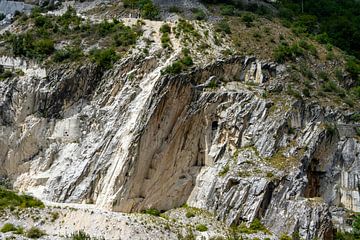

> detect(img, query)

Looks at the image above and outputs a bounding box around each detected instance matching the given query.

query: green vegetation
[324,122,337,136]
[186,210,196,218]
[0,188,44,209]
[53,46,83,63]
[0,223,24,234]
[123,0,159,20]
[26,227,45,239]
[279,234,292,240]
[161,49,193,75]
[89,48,119,70]
[274,42,304,63]
[142,208,161,216]
[50,211,60,222]
[1,223,17,233]
[215,20,231,34]
[192,8,206,20]
[69,230,104,240]
[235,218,270,235]
[0,7,140,69]
[218,164,230,177]
[278,0,360,59]
[195,224,208,232]
[0,66,14,81]
[160,24,172,49]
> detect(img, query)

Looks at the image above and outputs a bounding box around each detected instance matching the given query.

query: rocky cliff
[0,1,359,239]
[1,49,359,239]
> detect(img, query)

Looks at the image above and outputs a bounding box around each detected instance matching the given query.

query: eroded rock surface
[0,52,359,239]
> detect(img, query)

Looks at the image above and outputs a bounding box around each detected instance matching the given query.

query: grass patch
[0,188,44,209]
[195,224,208,232]
[142,208,161,216]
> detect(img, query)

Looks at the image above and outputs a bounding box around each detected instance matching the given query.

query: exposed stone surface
[1,50,359,239]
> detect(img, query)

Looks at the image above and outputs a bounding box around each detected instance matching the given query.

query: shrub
[143,208,161,216]
[53,46,83,62]
[160,24,171,34]
[215,20,231,34]
[26,227,45,239]
[0,13,5,21]
[162,61,183,75]
[141,2,160,20]
[180,56,193,66]
[250,219,267,232]
[242,14,254,27]
[89,48,119,70]
[274,43,304,63]
[195,224,208,232]
[161,32,171,49]
[113,27,138,47]
[1,223,17,233]
[185,210,195,218]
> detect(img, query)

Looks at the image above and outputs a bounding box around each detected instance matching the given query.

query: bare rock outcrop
[0,53,359,239]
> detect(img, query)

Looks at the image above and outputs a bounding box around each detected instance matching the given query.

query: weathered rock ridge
[0,54,359,239]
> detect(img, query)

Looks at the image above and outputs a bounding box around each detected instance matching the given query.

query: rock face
[0,53,359,239]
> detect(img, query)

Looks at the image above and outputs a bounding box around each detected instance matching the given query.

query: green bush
[1,223,17,233]
[162,61,183,75]
[160,24,171,34]
[0,13,5,21]
[180,56,193,66]
[26,227,45,239]
[161,32,171,49]
[274,43,304,63]
[53,46,83,62]
[185,211,195,218]
[113,25,138,47]
[242,14,254,27]
[11,34,54,60]
[249,218,267,232]
[90,48,119,70]
[195,224,208,232]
